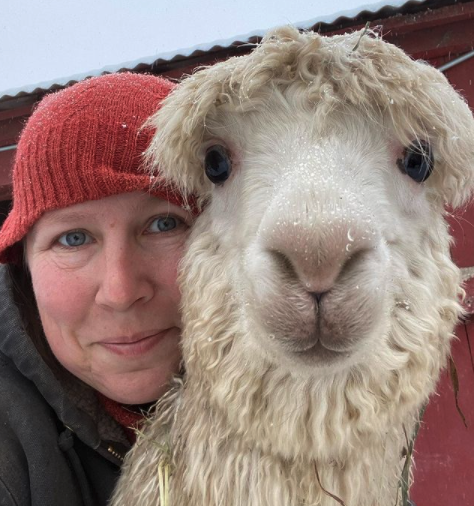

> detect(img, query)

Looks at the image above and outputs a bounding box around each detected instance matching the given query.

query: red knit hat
[0,72,184,264]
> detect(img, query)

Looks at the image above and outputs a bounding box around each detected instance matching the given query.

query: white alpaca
[112,27,474,506]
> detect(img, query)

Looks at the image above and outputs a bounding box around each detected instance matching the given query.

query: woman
[0,73,193,505]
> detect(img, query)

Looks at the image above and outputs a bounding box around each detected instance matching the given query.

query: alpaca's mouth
[290,338,352,362]
[248,279,386,365]
[274,322,361,362]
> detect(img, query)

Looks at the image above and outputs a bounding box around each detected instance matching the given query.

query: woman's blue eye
[149,216,178,233]
[58,231,90,247]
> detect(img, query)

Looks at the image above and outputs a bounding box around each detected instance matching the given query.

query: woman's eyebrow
[40,210,95,225]
[126,198,178,215]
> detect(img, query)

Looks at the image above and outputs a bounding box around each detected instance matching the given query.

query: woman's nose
[95,245,154,312]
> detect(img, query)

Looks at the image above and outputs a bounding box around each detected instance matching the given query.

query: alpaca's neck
[113,371,416,506]
[168,378,409,506]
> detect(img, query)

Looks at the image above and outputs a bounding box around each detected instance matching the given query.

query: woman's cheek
[31,261,94,326]
[149,239,186,299]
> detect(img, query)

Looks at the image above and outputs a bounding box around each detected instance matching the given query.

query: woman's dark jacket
[0,265,131,506]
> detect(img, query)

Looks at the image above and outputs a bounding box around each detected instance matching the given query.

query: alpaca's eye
[204,145,232,185]
[398,140,433,183]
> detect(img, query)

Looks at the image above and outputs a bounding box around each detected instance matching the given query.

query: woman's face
[26,191,192,404]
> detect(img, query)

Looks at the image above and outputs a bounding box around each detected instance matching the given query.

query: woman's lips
[99,329,171,357]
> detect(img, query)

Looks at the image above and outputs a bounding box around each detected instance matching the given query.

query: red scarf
[97,392,145,444]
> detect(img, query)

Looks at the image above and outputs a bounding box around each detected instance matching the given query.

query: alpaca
[112,27,474,506]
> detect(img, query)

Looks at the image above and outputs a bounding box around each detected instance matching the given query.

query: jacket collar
[0,264,104,448]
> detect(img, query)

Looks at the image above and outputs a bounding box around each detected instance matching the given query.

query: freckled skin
[26,192,192,404]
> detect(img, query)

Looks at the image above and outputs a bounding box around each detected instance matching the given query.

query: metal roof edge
[0,0,465,104]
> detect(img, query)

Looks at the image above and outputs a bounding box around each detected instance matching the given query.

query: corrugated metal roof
[0,0,462,105]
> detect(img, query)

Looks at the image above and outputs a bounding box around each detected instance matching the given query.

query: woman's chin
[91,367,178,405]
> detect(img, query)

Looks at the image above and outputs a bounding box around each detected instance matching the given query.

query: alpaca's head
[147,27,474,432]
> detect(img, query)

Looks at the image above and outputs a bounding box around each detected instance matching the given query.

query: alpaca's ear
[145,69,233,200]
[433,91,474,208]
[144,25,304,201]
[411,69,474,208]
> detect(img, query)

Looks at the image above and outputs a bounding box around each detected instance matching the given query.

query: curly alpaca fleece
[112,27,474,506]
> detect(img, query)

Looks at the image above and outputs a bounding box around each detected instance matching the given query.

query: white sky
[1,0,411,97]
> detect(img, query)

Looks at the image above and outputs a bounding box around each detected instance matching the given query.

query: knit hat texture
[0,72,181,264]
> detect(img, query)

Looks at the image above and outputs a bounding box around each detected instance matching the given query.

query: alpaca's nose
[265,222,375,294]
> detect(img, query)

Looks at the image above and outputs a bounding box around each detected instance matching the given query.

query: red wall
[412,320,474,504]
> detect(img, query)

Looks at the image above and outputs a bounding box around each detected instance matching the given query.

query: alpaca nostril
[270,250,298,278]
